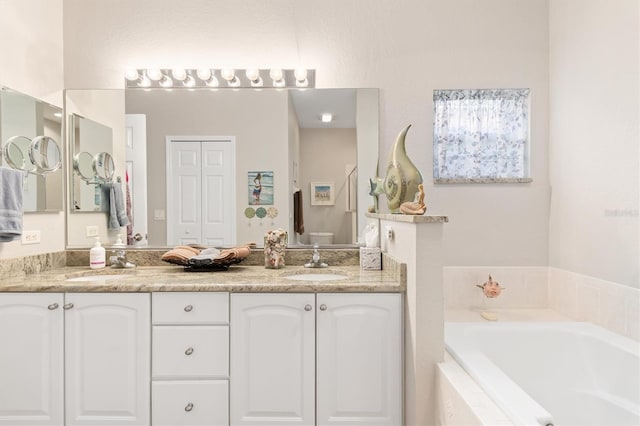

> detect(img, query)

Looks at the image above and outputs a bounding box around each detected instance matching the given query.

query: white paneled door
[166,138,235,246]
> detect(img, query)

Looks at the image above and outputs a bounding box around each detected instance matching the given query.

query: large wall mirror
[64,88,378,248]
[0,86,63,212]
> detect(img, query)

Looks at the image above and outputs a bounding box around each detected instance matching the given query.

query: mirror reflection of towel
[294,189,304,234]
[0,167,24,242]
[102,182,130,230]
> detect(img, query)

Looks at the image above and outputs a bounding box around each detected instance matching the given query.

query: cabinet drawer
[152,380,228,426]
[153,325,228,378]
[152,292,228,325]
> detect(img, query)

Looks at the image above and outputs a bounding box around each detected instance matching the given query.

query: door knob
[133,233,143,241]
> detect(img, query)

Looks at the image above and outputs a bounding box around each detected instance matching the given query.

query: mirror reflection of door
[166,137,236,246]
[125,114,148,245]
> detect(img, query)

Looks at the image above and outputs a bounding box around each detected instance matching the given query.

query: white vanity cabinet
[230,293,401,426]
[151,292,229,426]
[0,292,151,426]
[0,293,64,426]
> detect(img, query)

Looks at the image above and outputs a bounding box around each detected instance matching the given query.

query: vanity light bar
[125,68,315,89]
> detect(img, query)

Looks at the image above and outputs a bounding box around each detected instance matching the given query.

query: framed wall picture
[248,171,274,205]
[310,182,335,206]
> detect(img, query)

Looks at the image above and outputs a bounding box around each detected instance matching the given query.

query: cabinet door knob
[63,303,74,310]
[48,303,59,310]
[185,347,194,356]
[184,402,194,412]
[184,304,193,312]
[320,304,327,311]
[304,304,312,311]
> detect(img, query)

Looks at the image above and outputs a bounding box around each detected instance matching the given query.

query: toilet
[309,232,334,245]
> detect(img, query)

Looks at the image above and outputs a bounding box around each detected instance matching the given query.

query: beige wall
[126,89,290,246]
[549,0,639,288]
[299,128,357,245]
[61,0,551,267]
[0,0,64,259]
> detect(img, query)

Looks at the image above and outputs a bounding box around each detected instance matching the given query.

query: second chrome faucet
[304,244,328,268]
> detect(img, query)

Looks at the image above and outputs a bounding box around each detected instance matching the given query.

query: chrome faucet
[109,248,136,268]
[304,243,328,268]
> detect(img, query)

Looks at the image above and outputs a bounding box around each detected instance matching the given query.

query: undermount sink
[65,274,132,282]
[284,273,348,282]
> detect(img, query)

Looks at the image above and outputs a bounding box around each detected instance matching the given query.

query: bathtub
[444,322,640,426]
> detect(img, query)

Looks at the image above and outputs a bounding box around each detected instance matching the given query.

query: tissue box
[360,247,381,270]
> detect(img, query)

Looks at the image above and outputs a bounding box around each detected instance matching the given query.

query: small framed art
[310,182,335,206]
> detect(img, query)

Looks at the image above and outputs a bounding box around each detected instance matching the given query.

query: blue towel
[102,182,131,230]
[0,167,24,242]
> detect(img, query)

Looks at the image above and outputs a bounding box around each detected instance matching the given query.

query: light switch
[154,209,165,220]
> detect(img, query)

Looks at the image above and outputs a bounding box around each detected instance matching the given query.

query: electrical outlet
[21,230,41,245]
[86,225,99,237]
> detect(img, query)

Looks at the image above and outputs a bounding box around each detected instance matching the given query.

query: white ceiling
[289,88,356,129]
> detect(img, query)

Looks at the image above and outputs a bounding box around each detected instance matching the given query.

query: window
[433,89,531,183]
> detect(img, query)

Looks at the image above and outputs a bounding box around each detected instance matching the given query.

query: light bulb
[321,113,333,123]
[221,69,235,81]
[159,75,173,88]
[147,68,163,81]
[246,69,260,82]
[172,68,187,81]
[269,68,283,82]
[125,69,140,81]
[183,75,195,87]
[196,68,212,81]
[138,75,151,87]
[205,75,220,87]
[294,68,307,81]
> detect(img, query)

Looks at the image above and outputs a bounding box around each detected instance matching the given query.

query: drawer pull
[184,304,193,312]
[304,304,312,311]
[63,303,74,310]
[320,304,327,311]
[185,347,194,356]
[48,303,59,310]
[185,402,194,412]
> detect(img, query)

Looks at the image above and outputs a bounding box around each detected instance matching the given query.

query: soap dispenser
[89,237,106,269]
[113,234,125,247]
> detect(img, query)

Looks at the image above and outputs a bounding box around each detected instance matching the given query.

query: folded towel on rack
[102,182,130,230]
[0,167,24,242]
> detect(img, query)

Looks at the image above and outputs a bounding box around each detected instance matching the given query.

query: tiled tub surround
[444,266,639,341]
[548,267,639,342]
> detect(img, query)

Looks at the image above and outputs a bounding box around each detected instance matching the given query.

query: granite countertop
[0,265,403,293]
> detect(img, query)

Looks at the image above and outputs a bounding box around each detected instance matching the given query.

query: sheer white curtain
[433,89,530,179]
